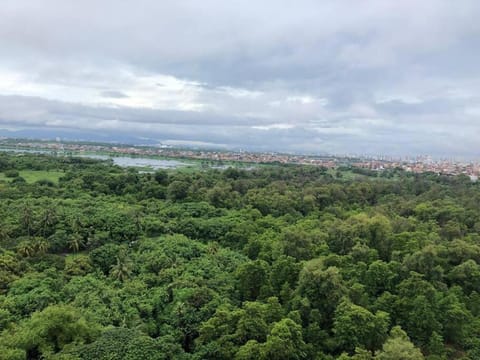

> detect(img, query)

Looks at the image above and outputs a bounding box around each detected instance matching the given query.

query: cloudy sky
[1,1,480,156]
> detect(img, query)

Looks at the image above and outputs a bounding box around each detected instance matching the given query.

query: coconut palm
[17,241,34,257]
[39,207,57,237]
[68,233,84,253]
[0,226,10,243]
[34,237,50,255]
[21,203,34,237]
[110,251,133,282]
[207,242,219,256]
[70,215,83,234]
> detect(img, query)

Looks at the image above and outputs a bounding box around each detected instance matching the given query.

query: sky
[1,0,480,157]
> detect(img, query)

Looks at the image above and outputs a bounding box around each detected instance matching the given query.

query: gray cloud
[100,90,129,99]
[0,0,479,157]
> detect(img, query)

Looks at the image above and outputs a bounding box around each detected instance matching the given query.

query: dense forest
[0,152,480,359]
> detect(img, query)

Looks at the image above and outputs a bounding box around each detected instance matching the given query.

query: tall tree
[375,326,424,360]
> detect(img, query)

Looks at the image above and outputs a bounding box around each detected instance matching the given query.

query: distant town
[1,138,479,181]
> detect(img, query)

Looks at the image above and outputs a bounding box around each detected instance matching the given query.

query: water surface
[0,147,191,169]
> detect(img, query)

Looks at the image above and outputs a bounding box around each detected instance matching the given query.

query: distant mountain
[0,128,159,146]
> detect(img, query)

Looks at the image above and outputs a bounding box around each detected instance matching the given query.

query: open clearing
[0,170,64,184]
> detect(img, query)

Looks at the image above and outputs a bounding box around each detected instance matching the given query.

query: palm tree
[68,233,84,253]
[207,242,219,256]
[21,204,34,237]
[133,210,143,233]
[71,215,83,234]
[17,241,34,257]
[0,226,10,243]
[39,207,57,237]
[86,226,100,249]
[34,237,50,255]
[110,251,133,282]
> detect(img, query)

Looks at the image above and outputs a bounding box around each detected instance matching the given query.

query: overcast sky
[1,0,480,156]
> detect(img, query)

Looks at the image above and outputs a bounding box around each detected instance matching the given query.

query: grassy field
[0,170,64,184]
[326,168,402,181]
[326,168,363,180]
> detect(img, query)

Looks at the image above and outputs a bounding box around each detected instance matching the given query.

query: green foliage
[237,259,269,301]
[333,299,389,352]
[4,169,19,178]
[72,328,185,360]
[262,318,307,360]
[0,152,480,358]
[0,304,100,358]
[375,326,424,360]
[297,261,347,325]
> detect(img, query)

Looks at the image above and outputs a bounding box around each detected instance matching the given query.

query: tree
[448,260,480,294]
[367,215,392,261]
[0,304,100,358]
[396,274,441,344]
[4,170,19,178]
[65,255,93,276]
[69,328,184,360]
[154,170,169,185]
[0,226,11,243]
[236,340,263,360]
[235,301,271,343]
[237,260,269,301]
[68,233,85,253]
[33,237,50,255]
[0,249,21,292]
[270,256,302,293]
[281,229,314,261]
[297,261,347,325]
[262,318,307,360]
[333,299,389,353]
[438,289,471,344]
[363,260,397,297]
[426,331,445,359]
[39,207,57,237]
[167,180,190,201]
[375,326,424,360]
[17,240,35,257]
[110,250,133,282]
[197,305,240,359]
[21,203,34,237]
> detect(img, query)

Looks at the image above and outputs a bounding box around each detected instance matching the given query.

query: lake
[79,154,190,169]
[0,147,191,169]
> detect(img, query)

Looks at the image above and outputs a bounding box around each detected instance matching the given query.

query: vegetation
[0,152,479,359]
[0,170,64,184]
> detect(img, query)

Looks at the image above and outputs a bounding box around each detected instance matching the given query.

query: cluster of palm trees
[20,204,57,238]
[12,203,135,282]
[16,232,87,257]
[16,236,133,282]
[17,237,50,257]
[15,204,86,257]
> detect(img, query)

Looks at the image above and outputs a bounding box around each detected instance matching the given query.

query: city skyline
[2,138,480,180]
